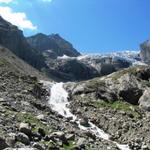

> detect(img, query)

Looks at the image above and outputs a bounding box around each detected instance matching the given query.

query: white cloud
[0,0,13,3]
[0,6,37,30]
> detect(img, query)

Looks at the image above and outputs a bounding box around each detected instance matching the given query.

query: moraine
[41,81,131,150]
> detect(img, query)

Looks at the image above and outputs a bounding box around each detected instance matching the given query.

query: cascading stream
[42,81,131,150]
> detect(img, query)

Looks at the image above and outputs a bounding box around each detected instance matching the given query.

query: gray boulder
[19,123,31,136]
[140,40,150,64]
[0,137,9,149]
[139,88,150,111]
[32,143,45,150]
[16,132,30,145]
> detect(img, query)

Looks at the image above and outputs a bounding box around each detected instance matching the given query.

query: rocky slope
[0,46,47,80]
[66,65,150,149]
[0,46,128,150]
[1,53,150,150]
[0,16,47,70]
[0,16,150,150]
[27,33,81,57]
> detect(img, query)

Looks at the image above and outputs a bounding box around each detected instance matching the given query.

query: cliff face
[27,33,81,57]
[140,40,150,64]
[0,16,47,70]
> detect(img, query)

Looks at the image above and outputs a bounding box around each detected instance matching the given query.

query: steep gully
[41,81,130,150]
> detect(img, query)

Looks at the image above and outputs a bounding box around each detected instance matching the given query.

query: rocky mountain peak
[49,33,61,39]
[0,16,47,70]
[27,33,81,57]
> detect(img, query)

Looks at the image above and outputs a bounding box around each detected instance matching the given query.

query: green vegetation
[63,141,76,150]
[110,66,146,81]
[40,140,56,148]
[2,106,52,135]
[16,112,52,134]
[0,58,10,67]
[92,100,140,118]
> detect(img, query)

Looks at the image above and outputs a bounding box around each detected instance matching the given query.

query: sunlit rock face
[140,40,150,64]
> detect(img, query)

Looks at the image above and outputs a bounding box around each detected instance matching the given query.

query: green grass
[40,140,56,148]
[92,100,140,118]
[0,58,10,67]
[1,106,53,135]
[63,141,76,150]
[16,112,52,134]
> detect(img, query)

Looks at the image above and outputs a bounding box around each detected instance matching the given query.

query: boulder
[32,143,45,150]
[139,88,150,111]
[50,132,68,145]
[6,133,16,147]
[19,123,31,136]
[66,134,75,141]
[80,117,90,127]
[36,114,45,121]
[140,40,150,64]
[16,132,30,145]
[0,137,9,149]
[117,74,143,104]
[38,128,46,137]
[76,138,86,149]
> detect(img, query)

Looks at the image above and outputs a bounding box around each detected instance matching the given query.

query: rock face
[139,88,150,111]
[71,66,150,107]
[0,46,47,80]
[140,40,150,64]
[78,55,131,75]
[47,58,99,81]
[0,16,46,70]
[27,33,81,57]
[46,55,131,81]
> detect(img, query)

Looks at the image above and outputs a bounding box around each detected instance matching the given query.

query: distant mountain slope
[0,46,48,80]
[27,33,81,57]
[0,16,47,70]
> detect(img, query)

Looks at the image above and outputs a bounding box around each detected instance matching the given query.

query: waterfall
[41,81,131,150]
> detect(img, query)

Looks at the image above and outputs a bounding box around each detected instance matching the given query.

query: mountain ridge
[0,16,47,70]
[27,33,81,57]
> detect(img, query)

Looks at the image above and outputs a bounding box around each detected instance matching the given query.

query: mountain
[50,51,145,81]
[0,16,47,70]
[0,17,149,150]
[27,33,81,57]
[0,45,48,80]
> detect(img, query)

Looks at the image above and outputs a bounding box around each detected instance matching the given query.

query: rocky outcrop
[27,33,81,57]
[67,66,150,150]
[139,88,150,111]
[0,16,47,70]
[140,40,150,64]
[70,66,150,107]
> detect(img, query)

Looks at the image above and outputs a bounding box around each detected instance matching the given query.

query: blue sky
[0,0,150,53]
